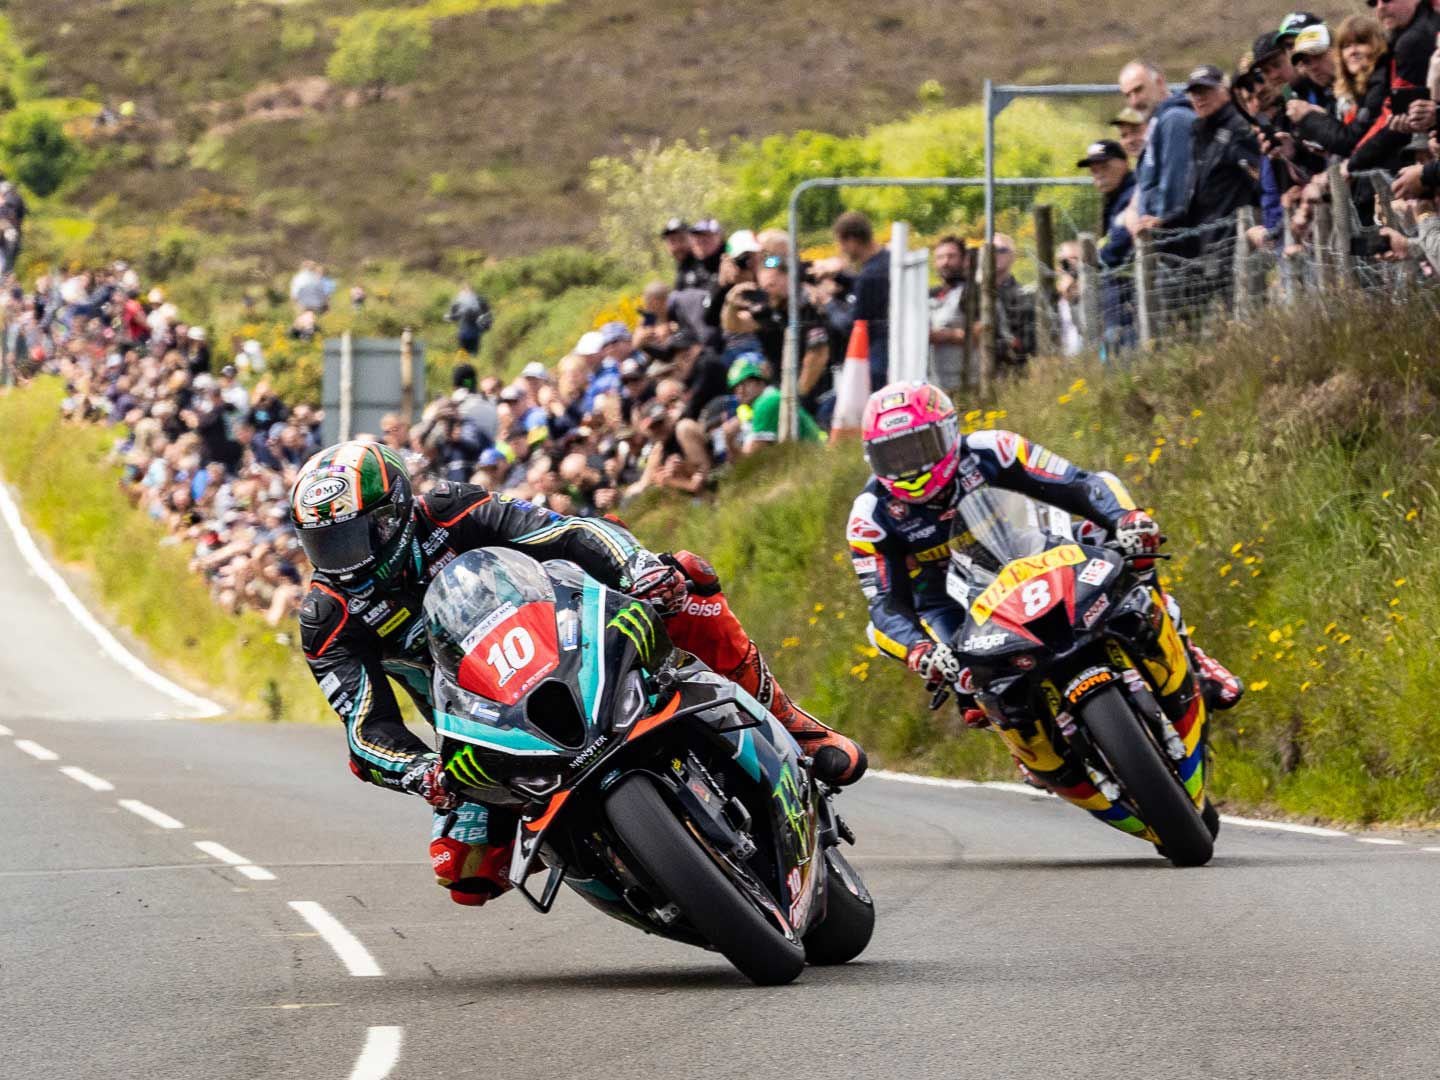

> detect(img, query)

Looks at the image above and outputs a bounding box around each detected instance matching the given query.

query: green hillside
[12,0,1266,268]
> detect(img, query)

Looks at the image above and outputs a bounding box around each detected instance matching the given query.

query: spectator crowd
[14,1,1440,626]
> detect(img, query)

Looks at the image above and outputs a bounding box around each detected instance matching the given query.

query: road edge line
[349,1026,403,1080]
[0,482,224,718]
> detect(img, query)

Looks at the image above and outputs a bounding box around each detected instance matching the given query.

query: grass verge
[0,379,327,725]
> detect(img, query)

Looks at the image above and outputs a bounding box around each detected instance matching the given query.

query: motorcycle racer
[292,441,866,906]
[847,382,1242,717]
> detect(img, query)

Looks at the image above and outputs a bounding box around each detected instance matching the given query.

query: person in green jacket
[727,352,824,455]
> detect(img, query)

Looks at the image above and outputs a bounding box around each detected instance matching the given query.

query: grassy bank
[0,379,327,725]
[628,294,1440,825]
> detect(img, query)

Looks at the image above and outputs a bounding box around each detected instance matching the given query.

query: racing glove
[1114,509,1163,570]
[906,640,965,692]
[625,551,688,616]
[401,753,459,810]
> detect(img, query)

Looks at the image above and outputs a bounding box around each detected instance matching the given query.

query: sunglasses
[1366,0,1402,6]
[761,254,786,270]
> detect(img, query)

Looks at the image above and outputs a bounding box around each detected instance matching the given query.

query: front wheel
[1082,686,1214,867]
[605,773,807,986]
[802,848,875,965]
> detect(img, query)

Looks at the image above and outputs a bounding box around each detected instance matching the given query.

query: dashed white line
[118,799,184,830]
[13,739,58,761]
[59,766,114,791]
[348,1025,403,1080]
[0,723,12,736]
[288,901,383,977]
[194,841,276,881]
[1355,837,1408,846]
[1423,847,1440,854]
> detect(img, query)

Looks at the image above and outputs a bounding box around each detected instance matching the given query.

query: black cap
[1186,64,1227,92]
[452,362,477,390]
[1251,32,1285,67]
[660,217,687,237]
[1076,139,1128,168]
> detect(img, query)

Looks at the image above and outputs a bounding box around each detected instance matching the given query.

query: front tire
[605,773,807,986]
[802,848,875,965]
[1083,686,1214,867]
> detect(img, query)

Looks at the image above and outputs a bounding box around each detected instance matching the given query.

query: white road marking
[0,482,224,718]
[194,841,277,881]
[118,799,184,830]
[0,723,12,736]
[288,901,383,977]
[1423,847,1440,854]
[869,769,978,790]
[982,780,1055,798]
[349,1026,403,1080]
[1354,837,1408,846]
[14,739,58,761]
[59,766,114,791]
[1216,815,1349,837]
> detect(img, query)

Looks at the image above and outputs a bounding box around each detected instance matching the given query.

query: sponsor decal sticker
[1078,559,1111,587]
[970,545,1087,624]
[347,597,369,614]
[318,671,342,697]
[961,632,1007,652]
[851,555,878,574]
[300,474,348,508]
[422,528,449,556]
[377,608,411,637]
[879,412,910,431]
[1065,665,1117,703]
[362,603,391,627]
[846,514,885,543]
[1083,594,1110,629]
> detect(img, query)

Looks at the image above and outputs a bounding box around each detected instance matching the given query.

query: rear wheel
[605,773,806,986]
[1083,686,1214,868]
[1203,798,1220,838]
[802,848,875,965]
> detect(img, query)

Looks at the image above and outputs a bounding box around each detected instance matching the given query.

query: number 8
[1021,580,1051,617]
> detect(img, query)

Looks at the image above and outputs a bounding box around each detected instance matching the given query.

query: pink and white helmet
[861,382,960,503]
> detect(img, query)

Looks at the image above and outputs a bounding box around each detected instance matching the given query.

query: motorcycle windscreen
[424,548,561,706]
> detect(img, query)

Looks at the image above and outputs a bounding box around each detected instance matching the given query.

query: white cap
[575,331,605,356]
[187,326,207,341]
[725,229,761,257]
[520,361,548,380]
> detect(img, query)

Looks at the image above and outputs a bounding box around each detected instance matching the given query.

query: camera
[1350,232,1393,258]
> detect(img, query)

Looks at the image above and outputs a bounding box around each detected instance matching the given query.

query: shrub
[587,139,728,274]
[0,106,87,197]
[326,10,432,101]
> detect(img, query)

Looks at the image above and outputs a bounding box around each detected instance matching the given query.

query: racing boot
[728,641,868,786]
[430,804,513,907]
[1189,642,1244,711]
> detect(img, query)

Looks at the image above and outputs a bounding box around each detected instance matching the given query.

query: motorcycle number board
[457,600,560,706]
[970,545,1085,625]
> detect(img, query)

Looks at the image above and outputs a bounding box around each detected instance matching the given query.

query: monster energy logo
[773,763,811,850]
[608,603,658,664]
[445,745,497,787]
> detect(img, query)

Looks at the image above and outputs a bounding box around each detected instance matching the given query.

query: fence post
[978,241,997,400]
[1373,177,1418,291]
[399,328,415,425]
[1032,204,1057,355]
[961,244,981,394]
[1233,207,1261,320]
[1280,206,1297,305]
[1134,229,1157,347]
[1077,232,1101,353]
[1328,163,1355,288]
[1313,201,1334,292]
[338,330,354,442]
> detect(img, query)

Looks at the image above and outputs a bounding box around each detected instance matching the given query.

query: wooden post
[338,331,354,442]
[1134,229,1157,347]
[399,327,415,425]
[1232,207,1259,320]
[978,241,997,400]
[1032,204,1057,355]
[1313,201,1334,292]
[1327,163,1355,288]
[960,244,981,394]
[1280,205,1297,306]
[1077,231,1101,353]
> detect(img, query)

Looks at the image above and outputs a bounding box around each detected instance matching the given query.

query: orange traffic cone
[830,318,871,441]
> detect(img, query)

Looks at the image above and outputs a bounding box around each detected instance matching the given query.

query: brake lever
[928,685,952,711]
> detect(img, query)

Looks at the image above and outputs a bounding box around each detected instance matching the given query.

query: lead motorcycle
[422,548,874,985]
[940,488,1218,867]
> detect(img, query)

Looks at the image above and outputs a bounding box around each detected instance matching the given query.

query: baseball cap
[598,321,631,347]
[726,229,761,258]
[1251,33,1285,67]
[688,218,721,235]
[726,352,768,389]
[660,217,688,237]
[478,448,507,468]
[520,361,548,380]
[1277,11,1322,40]
[1291,24,1331,60]
[499,386,523,403]
[1076,139,1127,168]
[1186,65,1227,92]
[574,330,604,356]
[1109,106,1147,128]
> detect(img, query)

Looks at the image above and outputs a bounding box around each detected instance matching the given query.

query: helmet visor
[296,515,378,577]
[866,417,959,480]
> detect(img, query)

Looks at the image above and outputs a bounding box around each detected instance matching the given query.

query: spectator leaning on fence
[1350,0,1440,175]
[928,236,969,389]
[1109,106,1149,161]
[832,210,889,386]
[1119,60,1195,239]
[1078,139,1138,354]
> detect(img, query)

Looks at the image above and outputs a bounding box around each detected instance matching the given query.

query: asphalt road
[6,498,1440,1080]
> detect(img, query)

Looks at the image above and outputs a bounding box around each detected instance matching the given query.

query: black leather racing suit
[298,481,642,795]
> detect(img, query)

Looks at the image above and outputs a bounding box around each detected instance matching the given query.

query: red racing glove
[1114,509,1163,570]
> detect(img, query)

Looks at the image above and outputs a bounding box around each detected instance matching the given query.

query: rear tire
[605,773,806,986]
[1203,797,1220,838]
[1083,686,1214,868]
[802,849,875,965]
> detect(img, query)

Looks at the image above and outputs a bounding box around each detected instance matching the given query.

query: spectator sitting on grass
[724,352,822,459]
